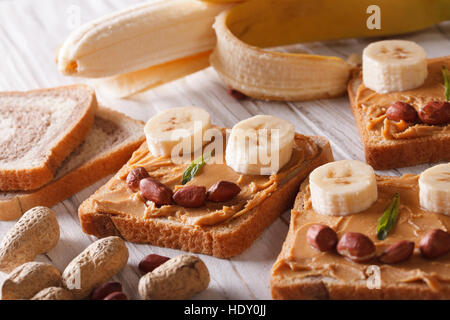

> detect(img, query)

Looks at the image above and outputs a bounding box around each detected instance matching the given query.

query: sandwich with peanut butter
[271,160,450,299]
[348,40,450,169]
[78,107,333,258]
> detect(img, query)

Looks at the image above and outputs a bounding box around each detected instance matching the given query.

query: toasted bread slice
[348,57,450,170]
[0,106,144,220]
[0,85,97,190]
[271,174,450,300]
[78,134,333,258]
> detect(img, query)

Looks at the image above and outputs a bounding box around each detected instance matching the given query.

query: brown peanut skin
[418,101,450,125]
[419,229,450,259]
[173,186,206,208]
[227,88,247,100]
[138,254,170,274]
[207,181,241,202]
[0,206,60,273]
[62,236,129,300]
[386,102,419,123]
[104,292,128,300]
[2,262,62,300]
[90,281,122,300]
[337,232,376,263]
[138,255,209,300]
[126,167,149,192]
[378,240,415,264]
[139,178,173,206]
[306,224,338,252]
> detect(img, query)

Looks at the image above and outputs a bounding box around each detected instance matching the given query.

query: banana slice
[309,160,378,216]
[225,115,294,175]
[144,107,211,157]
[362,40,428,93]
[419,163,450,215]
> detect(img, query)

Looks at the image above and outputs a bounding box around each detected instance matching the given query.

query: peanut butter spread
[273,175,450,291]
[356,58,450,140]
[91,131,320,227]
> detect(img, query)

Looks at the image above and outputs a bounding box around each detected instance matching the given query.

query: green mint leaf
[442,65,450,101]
[377,193,400,240]
[181,151,212,185]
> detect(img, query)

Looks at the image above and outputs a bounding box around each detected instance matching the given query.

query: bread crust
[0,106,145,221]
[0,85,97,190]
[270,177,450,300]
[347,58,450,170]
[78,136,333,258]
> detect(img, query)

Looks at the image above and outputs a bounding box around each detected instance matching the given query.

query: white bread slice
[0,105,144,221]
[0,85,97,191]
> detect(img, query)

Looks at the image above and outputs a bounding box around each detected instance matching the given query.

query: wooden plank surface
[0,0,449,300]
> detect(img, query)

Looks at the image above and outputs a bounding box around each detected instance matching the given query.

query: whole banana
[57,0,450,100]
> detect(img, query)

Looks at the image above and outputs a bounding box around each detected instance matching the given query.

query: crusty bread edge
[78,135,334,258]
[270,176,450,300]
[0,84,97,190]
[0,106,145,221]
[347,59,450,170]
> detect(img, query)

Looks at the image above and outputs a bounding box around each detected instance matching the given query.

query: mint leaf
[181,151,212,185]
[442,65,450,101]
[377,193,400,240]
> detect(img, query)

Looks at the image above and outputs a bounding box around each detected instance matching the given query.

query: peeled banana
[58,0,232,78]
[58,0,450,100]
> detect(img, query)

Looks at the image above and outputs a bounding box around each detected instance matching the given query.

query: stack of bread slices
[0,84,144,220]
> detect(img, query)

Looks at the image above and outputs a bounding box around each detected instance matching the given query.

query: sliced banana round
[362,40,427,93]
[225,115,295,175]
[309,160,378,216]
[144,107,211,157]
[419,163,450,215]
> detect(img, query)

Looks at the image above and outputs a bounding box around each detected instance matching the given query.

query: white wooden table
[0,0,449,300]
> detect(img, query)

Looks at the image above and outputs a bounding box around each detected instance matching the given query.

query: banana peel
[92,51,211,98]
[211,0,450,47]
[210,10,351,101]
[58,0,450,100]
[209,0,450,100]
